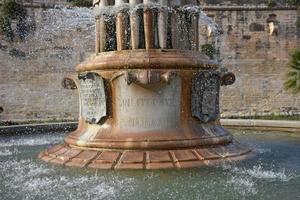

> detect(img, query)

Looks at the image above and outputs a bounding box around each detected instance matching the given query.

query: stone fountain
[39,0,252,169]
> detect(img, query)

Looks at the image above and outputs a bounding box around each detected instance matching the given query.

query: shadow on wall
[0,107,3,113]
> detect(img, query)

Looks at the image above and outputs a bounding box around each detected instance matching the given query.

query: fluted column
[170,0,181,49]
[130,0,142,49]
[158,0,168,49]
[143,0,155,49]
[99,0,108,52]
[95,16,100,53]
[190,13,199,51]
[94,0,100,53]
[198,17,208,51]
[116,0,128,51]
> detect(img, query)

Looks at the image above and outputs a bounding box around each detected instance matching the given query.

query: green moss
[267,0,276,7]
[1,0,27,20]
[297,16,300,28]
[0,16,13,41]
[68,0,92,7]
[287,0,300,6]
[0,0,32,41]
[201,44,216,59]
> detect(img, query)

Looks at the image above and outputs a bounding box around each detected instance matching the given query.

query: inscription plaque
[78,73,106,124]
[191,71,220,123]
[114,75,181,131]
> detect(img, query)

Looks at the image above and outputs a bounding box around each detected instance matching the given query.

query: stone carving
[191,71,220,123]
[78,73,107,124]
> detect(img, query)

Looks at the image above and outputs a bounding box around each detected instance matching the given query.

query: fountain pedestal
[39,1,252,169]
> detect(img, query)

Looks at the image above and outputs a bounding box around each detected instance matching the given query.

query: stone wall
[212,8,300,117]
[0,7,93,122]
[0,2,299,122]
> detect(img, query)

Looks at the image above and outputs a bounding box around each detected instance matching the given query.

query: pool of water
[0,129,300,200]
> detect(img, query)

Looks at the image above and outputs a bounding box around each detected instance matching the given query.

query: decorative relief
[78,72,107,124]
[191,71,220,123]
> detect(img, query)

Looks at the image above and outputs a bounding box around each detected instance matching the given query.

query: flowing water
[0,130,300,200]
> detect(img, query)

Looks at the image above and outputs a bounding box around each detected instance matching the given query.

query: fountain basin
[1,129,300,199]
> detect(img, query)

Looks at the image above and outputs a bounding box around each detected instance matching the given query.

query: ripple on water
[0,159,135,200]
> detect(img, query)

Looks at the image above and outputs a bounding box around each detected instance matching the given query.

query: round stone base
[39,141,253,170]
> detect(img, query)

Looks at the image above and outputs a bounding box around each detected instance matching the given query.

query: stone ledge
[202,6,297,11]
[221,119,300,132]
[2,120,300,135]
[0,122,77,135]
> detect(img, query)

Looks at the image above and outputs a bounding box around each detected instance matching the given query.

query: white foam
[0,159,134,200]
[254,148,272,154]
[0,135,63,147]
[229,165,295,182]
[227,176,258,196]
[0,148,19,156]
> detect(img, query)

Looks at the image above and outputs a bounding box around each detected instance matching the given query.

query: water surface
[0,130,300,200]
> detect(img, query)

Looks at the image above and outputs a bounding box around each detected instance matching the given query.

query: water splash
[0,134,63,147]
[254,148,272,154]
[222,162,297,182]
[0,159,135,200]
[0,148,19,156]
[227,176,258,196]
[230,165,295,181]
[23,7,94,62]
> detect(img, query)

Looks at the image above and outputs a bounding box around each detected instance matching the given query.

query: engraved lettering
[115,76,181,131]
[79,73,106,124]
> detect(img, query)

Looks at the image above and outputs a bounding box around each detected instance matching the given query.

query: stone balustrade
[93,0,220,53]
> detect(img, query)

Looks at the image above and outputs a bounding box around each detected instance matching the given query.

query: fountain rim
[76,49,219,72]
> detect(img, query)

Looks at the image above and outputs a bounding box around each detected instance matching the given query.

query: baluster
[129,0,142,49]
[143,0,155,49]
[95,17,100,53]
[158,0,168,49]
[190,13,199,51]
[198,17,208,52]
[116,0,128,50]
[99,0,108,52]
[170,0,181,49]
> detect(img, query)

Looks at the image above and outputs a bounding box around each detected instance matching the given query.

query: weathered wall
[212,8,300,117]
[0,7,93,122]
[0,2,299,122]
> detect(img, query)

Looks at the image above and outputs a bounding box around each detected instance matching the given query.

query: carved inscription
[119,98,178,108]
[79,73,106,124]
[115,75,181,131]
[191,71,220,123]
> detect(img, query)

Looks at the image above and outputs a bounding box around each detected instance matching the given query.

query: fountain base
[38,48,253,170]
[39,140,252,169]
